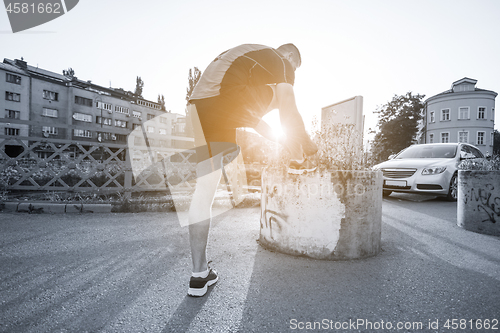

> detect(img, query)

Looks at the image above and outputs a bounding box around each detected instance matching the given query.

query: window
[478,107,486,119]
[42,126,58,135]
[477,131,485,145]
[492,133,495,147]
[429,133,434,143]
[458,131,468,143]
[462,144,484,159]
[429,111,435,123]
[43,90,58,101]
[6,73,21,84]
[469,145,484,158]
[147,114,155,121]
[96,116,112,126]
[159,117,170,124]
[114,119,128,128]
[5,91,21,102]
[72,112,92,122]
[492,108,495,121]
[137,100,161,110]
[5,109,20,119]
[132,123,141,130]
[95,101,112,112]
[42,108,58,118]
[74,129,92,138]
[4,128,19,136]
[441,109,450,121]
[458,107,469,120]
[132,111,142,118]
[441,132,449,143]
[97,132,110,141]
[147,126,154,133]
[75,96,93,107]
[96,132,124,142]
[115,105,129,114]
[159,128,167,135]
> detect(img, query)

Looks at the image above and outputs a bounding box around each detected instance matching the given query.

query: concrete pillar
[260,167,382,260]
[458,170,500,236]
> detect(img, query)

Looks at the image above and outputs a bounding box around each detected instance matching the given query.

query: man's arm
[275,83,318,156]
[254,119,283,144]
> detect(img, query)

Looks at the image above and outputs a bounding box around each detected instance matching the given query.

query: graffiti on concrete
[262,209,288,240]
[259,170,345,255]
[260,183,289,240]
[468,184,500,223]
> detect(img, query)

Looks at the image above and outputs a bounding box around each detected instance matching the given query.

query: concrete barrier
[260,167,382,260]
[2,202,20,212]
[458,170,500,236]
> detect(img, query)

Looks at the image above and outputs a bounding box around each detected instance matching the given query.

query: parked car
[373,143,484,201]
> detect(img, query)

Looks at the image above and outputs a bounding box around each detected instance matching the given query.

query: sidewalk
[0,204,499,333]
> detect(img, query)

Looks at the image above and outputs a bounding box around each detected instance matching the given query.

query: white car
[373,143,484,201]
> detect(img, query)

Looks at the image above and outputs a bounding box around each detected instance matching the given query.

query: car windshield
[395,145,457,159]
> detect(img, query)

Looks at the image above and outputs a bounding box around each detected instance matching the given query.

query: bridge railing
[0,134,196,197]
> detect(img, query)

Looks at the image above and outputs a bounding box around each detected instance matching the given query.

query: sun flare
[263,111,284,138]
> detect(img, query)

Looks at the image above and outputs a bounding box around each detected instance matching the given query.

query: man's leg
[188,151,223,273]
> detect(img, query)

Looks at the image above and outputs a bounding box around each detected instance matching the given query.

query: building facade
[422,78,497,156]
[0,58,190,159]
[0,59,30,156]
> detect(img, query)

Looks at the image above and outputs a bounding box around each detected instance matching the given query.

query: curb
[2,202,112,214]
[0,192,261,214]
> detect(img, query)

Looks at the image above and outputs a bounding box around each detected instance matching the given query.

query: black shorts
[194,142,239,164]
[190,84,272,163]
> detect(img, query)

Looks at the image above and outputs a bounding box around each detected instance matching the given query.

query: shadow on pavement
[161,291,213,333]
[383,193,457,223]
[384,192,444,202]
[235,227,500,333]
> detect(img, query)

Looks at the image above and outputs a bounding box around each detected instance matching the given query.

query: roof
[3,57,167,110]
[27,64,69,82]
[4,58,69,83]
[0,60,29,75]
[425,78,498,102]
[451,77,477,87]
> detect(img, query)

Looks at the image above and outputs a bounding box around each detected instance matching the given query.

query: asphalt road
[0,194,499,333]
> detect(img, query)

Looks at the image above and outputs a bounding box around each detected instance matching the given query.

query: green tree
[135,76,144,97]
[494,129,500,156]
[370,92,425,164]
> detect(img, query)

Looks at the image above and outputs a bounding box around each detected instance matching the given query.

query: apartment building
[0,59,30,157]
[0,58,190,159]
[422,78,497,156]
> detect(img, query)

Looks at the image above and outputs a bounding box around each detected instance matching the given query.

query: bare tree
[135,76,144,97]
[185,67,201,102]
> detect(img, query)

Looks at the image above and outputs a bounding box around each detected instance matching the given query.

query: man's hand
[302,139,318,156]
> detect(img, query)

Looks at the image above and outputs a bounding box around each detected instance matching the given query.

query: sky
[1,0,500,140]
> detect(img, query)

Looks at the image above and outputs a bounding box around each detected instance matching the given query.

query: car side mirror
[388,154,396,160]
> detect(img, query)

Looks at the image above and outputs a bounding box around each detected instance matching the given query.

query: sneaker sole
[187,276,219,297]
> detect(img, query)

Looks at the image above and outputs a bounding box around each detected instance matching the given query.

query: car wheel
[383,190,392,197]
[446,173,458,201]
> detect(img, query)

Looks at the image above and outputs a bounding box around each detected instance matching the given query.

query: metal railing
[0,134,196,197]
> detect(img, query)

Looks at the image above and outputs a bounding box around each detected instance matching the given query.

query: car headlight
[421,167,447,175]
